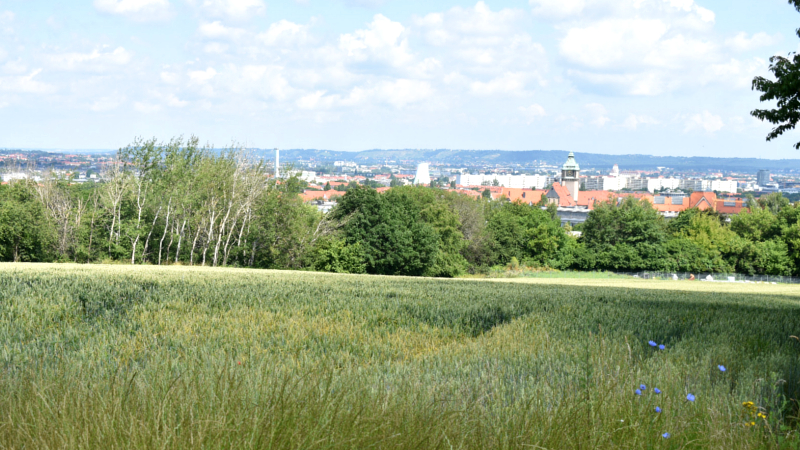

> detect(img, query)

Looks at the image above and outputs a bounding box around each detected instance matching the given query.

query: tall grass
[0,264,798,449]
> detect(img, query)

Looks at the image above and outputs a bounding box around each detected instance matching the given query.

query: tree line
[2,137,800,277]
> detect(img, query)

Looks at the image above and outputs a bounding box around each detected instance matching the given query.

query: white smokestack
[275,148,279,179]
[414,163,431,186]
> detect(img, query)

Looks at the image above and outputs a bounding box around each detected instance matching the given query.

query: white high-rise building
[585,176,624,191]
[647,178,681,193]
[455,173,550,189]
[710,180,738,193]
[414,163,431,185]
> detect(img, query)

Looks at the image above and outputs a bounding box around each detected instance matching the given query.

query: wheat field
[0,263,799,449]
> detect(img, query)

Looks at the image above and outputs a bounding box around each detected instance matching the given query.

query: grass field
[1,263,799,449]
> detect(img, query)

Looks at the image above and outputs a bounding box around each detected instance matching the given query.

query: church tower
[561,152,580,203]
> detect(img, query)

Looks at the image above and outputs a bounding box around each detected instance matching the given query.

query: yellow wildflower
[757,412,767,419]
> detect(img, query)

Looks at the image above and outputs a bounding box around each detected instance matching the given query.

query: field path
[465,276,800,298]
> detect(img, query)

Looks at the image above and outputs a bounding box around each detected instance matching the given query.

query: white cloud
[685,111,723,133]
[0,11,14,34]
[166,94,188,107]
[297,90,335,110]
[339,14,413,68]
[203,43,229,54]
[531,0,714,23]
[229,64,293,100]
[622,114,658,129]
[560,19,714,71]
[188,67,217,84]
[47,47,132,72]
[258,20,312,47]
[187,67,217,96]
[706,58,766,89]
[470,72,527,96]
[134,101,162,113]
[585,103,609,127]
[2,59,28,75]
[726,32,780,52]
[529,0,585,19]
[547,0,737,95]
[198,21,246,40]
[568,70,677,96]
[91,95,126,111]
[345,0,386,6]
[414,2,547,84]
[0,69,56,94]
[370,79,434,108]
[160,71,180,84]
[93,0,172,21]
[296,79,433,110]
[417,2,522,42]
[519,104,546,123]
[188,0,266,20]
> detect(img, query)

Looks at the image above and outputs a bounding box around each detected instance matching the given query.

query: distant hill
[5,148,800,173]
[261,149,800,173]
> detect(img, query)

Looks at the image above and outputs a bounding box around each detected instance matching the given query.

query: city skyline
[0,0,799,157]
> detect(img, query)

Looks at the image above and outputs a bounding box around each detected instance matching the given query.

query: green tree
[757,192,790,214]
[665,211,738,273]
[248,176,321,269]
[0,182,54,262]
[485,201,572,268]
[386,186,467,277]
[309,238,366,274]
[751,0,800,149]
[324,182,332,191]
[730,207,780,242]
[331,186,438,276]
[579,197,668,271]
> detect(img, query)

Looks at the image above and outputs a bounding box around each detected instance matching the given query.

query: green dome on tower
[562,152,580,171]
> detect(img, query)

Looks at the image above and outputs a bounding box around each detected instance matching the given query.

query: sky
[0,0,799,158]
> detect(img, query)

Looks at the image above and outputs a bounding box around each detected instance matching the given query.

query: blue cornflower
[686,393,696,402]
[655,406,662,413]
[718,365,726,372]
[640,384,647,390]
[659,344,665,350]
[654,388,661,394]
[662,433,671,439]
[648,340,657,347]
[635,389,642,396]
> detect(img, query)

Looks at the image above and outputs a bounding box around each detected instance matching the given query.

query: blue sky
[0,0,798,158]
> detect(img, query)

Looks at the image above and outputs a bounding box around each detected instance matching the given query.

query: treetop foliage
[2,136,800,277]
[750,1,800,149]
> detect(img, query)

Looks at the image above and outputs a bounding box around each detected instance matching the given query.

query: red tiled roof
[690,192,717,210]
[577,190,615,209]
[445,188,482,198]
[495,188,547,203]
[651,196,688,213]
[548,182,576,207]
[300,190,345,202]
[715,198,748,214]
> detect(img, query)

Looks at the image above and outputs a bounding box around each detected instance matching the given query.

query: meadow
[1,264,799,449]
